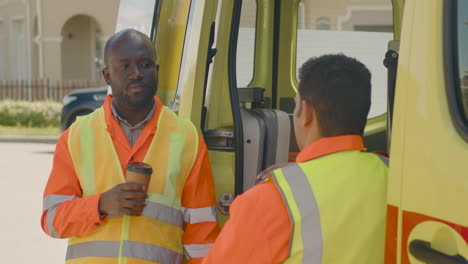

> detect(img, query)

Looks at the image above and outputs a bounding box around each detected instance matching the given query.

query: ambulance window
[456,0,468,122]
[116,0,156,36]
[448,0,468,138]
[153,0,192,106]
[236,0,257,87]
[296,0,393,119]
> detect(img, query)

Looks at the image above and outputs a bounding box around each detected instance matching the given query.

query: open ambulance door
[205,0,397,226]
[116,0,233,222]
[116,0,401,226]
[385,0,468,263]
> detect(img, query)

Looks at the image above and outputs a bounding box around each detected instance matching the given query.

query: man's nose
[129,65,143,80]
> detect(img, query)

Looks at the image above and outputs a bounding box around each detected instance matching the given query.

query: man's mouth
[129,84,145,94]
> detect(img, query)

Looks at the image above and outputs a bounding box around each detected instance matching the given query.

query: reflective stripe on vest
[66,241,183,263]
[67,106,199,264]
[182,206,218,224]
[184,243,215,259]
[273,151,388,263]
[43,194,78,238]
[273,164,323,264]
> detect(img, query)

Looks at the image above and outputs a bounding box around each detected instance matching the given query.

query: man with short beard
[41,29,219,264]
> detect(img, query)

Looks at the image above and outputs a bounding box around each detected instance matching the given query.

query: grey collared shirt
[111,101,156,147]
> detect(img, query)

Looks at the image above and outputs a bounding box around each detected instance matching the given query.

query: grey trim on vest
[184,243,214,259]
[105,202,185,229]
[43,194,77,238]
[372,153,389,167]
[142,201,184,229]
[275,164,323,263]
[123,241,184,263]
[273,178,296,253]
[46,204,60,238]
[43,194,78,212]
[66,241,119,259]
[66,240,184,264]
[182,206,218,224]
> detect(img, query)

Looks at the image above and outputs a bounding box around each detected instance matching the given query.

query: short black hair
[298,54,371,137]
[103,29,154,67]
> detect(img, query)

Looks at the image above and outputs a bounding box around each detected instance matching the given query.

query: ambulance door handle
[217,193,233,215]
[409,239,468,264]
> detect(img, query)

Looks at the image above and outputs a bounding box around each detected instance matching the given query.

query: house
[0,0,392,85]
[0,0,118,81]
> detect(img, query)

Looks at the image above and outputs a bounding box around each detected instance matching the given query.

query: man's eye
[120,64,129,69]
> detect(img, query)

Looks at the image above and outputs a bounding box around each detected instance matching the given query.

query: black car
[61,87,108,130]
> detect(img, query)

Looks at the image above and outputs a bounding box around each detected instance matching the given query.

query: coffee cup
[126,162,152,191]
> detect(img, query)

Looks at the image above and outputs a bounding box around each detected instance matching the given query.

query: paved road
[0,142,66,263]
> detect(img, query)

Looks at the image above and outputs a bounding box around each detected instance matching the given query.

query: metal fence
[0,79,106,102]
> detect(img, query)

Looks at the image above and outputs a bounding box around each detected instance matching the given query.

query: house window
[11,19,27,80]
[316,17,331,30]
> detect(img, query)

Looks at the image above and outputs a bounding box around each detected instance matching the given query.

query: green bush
[0,100,62,128]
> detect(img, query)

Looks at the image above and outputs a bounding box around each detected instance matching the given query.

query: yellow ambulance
[386,0,468,263]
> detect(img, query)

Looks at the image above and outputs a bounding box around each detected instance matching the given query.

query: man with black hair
[202,54,388,263]
[41,29,220,264]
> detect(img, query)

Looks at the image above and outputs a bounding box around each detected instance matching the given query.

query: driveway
[0,142,66,263]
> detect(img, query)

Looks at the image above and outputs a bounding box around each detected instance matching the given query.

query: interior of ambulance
[116,0,468,263]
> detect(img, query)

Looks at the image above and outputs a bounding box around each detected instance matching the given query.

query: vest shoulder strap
[272,164,323,263]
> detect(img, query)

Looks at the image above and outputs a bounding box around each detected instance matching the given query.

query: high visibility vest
[273,151,388,263]
[67,106,199,264]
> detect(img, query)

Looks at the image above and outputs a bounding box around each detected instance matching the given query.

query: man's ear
[301,100,316,127]
[102,68,111,85]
